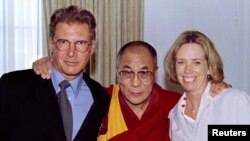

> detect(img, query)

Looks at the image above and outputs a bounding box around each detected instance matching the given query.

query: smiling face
[175,43,210,95]
[50,22,96,81]
[117,46,157,109]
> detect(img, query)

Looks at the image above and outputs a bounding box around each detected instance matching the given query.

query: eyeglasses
[118,70,154,82]
[53,38,90,53]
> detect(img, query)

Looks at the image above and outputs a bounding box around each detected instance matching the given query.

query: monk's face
[117,46,157,110]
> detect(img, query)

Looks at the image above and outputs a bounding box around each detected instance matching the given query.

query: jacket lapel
[34,79,66,140]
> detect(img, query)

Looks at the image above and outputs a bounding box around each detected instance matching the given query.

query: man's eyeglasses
[118,70,154,82]
[53,38,90,53]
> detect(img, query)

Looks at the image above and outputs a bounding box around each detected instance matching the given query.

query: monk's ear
[154,66,159,78]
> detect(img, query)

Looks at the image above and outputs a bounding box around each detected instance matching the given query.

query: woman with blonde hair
[164,30,250,141]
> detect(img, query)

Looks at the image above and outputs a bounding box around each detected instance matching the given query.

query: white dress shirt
[169,82,250,141]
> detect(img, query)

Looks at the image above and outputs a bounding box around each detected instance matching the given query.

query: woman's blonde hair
[164,30,224,84]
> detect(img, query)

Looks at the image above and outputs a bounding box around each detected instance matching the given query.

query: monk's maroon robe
[99,83,181,141]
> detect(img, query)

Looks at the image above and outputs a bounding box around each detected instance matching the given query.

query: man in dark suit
[0,5,110,141]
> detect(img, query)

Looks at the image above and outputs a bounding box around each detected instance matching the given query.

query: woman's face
[175,43,210,95]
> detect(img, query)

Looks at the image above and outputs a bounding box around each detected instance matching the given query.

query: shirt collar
[178,82,212,120]
[51,65,83,94]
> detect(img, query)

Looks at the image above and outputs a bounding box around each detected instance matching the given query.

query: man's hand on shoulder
[32,56,52,79]
[210,81,232,97]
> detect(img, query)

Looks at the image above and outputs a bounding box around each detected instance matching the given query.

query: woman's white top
[169,82,250,141]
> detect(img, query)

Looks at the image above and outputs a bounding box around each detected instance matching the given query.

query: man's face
[50,22,96,80]
[117,46,157,109]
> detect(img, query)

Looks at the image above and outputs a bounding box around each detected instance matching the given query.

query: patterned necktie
[57,80,72,141]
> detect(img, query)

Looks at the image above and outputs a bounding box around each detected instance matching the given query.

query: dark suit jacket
[0,69,110,141]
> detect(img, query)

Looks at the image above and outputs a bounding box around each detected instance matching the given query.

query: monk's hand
[32,56,52,79]
[210,81,232,96]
